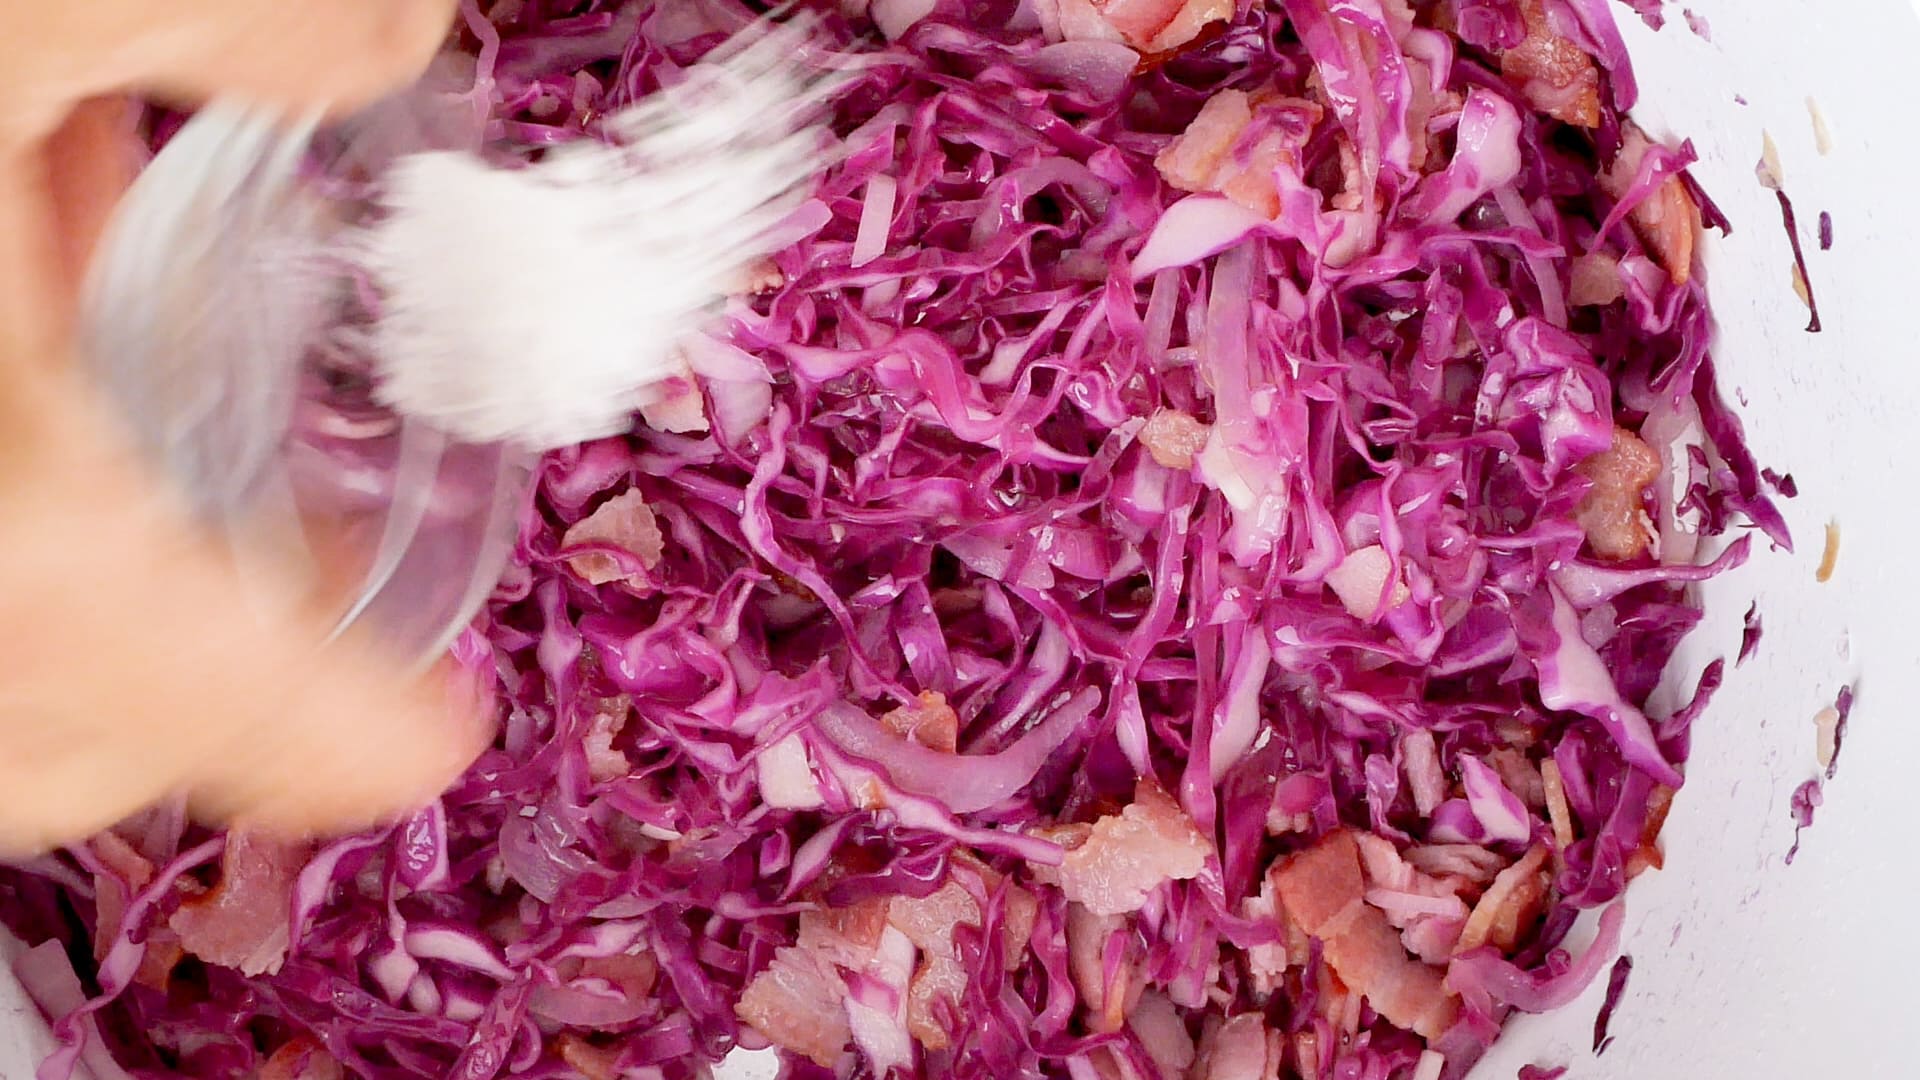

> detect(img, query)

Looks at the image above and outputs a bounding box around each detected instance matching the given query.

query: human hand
[0,0,489,855]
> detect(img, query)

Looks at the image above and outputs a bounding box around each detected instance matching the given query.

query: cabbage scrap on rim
[0,1,1789,1079]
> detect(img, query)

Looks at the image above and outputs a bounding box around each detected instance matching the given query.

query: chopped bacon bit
[798,898,892,969]
[1403,844,1506,890]
[1487,748,1546,810]
[89,830,170,980]
[729,257,784,295]
[1156,90,1323,218]
[1353,834,1467,963]
[1400,917,1465,966]
[1401,730,1446,817]
[169,831,306,977]
[1604,123,1704,285]
[1156,91,1254,193]
[1191,1013,1275,1080]
[1067,902,1137,1033]
[1240,875,1291,995]
[1325,545,1410,621]
[1270,831,1460,1040]
[1568,252,1625,306]
[1456,846,1551,954]
[579,949,659,999]
[258,1036,345,1080]
[1402,58,1463,172]
[1091,0,1233,52]
[1217,134,1290,219]
[1045,0,1129,44]
[1501,0,1603,127]
[887,881,982,956]
[736,947,853,1067]
[1139,409,1211,470]
[1575,426,1662,562]
[1130,990,1196,1075]
[583,703,631,783]
[555,1034,623,1080]
[639,368,708,434]
[1817,519,1840,582]
[1294,1029,1324,1080]
[1319,964,1363,1036]
[1353,834,1460,906]
[1541,758,1576,853]
[563,489,665,586]
[1058,780,1210,915]
[1271,831,1367,936]
[1625,785,1676,879]
[906,951,966,1049]
[879,691,960,753]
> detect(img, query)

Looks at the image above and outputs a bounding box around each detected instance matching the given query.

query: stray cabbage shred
[0,1,1792,1079]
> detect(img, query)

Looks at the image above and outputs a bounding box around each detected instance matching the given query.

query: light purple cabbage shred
[0,1,1788,1078]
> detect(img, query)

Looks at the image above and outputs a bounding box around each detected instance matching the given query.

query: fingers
[132,0,461,118]
[0,371,487,855]
[0,131,68,362]
[185,650,494,841]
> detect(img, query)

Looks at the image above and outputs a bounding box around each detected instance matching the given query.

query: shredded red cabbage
[1589,953,1630,1054]
[1,1,1787,1079]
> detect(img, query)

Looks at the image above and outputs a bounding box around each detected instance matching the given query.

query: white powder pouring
[354,17,840,450]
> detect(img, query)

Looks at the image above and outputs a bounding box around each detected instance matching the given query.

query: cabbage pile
[0,2,1788,1079]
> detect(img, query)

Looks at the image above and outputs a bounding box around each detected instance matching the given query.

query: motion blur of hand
[0,0,488,855]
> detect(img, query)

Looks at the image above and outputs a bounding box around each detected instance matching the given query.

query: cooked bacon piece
[583,700,632,783]
[887,858,1036,965]
[1156,91,1254,192]
[258,1036,345,1080]
[1156,91,1324,219]
[1501,0,1603,126]
[1400,729,1447,817]
[1456,846,1552,954]
[1294,1029,1324,1080]
[1050,0,1232,52]
[1487,748,1547,810]
[728,257,784,296]
[555,1034,622,1080]
[1603,123,1704,285]
[1625,784,1676,878]
[1270,831,1460,1040]
[1190,1013,1279,1080]
[869,852,1039,1048]
[879,691,960,753]
[1139,409,1211,470]
[1403,843,1507,892]
[797,898,892,969]
[1129,990,1196,1076]
[1575,426,1663,561]
[906,951,965,1049]
[1540,758,1576,852]
[1569,252,1625,306]
[1058,780,1210,915]
[168,831,305,977]
[563,489,665,586]
[1352,833,1468,962]
[1325,545,1411,621]
[580,950,659,999]
[1067,902,1138,1033]
[1239,874,1292,995]
[736,946,853,1067]
[88,831,187,989]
